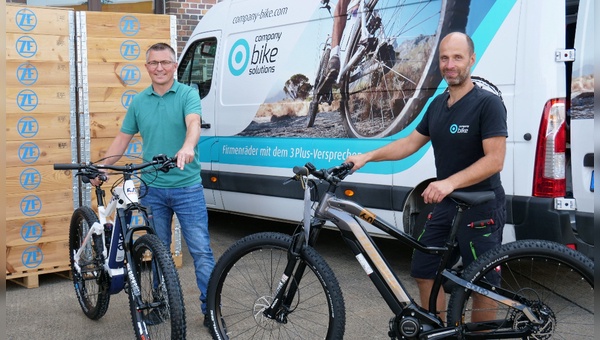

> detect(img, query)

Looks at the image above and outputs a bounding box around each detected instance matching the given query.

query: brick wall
[166,0,223,54]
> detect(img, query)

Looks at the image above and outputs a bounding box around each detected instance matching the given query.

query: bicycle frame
[74,174,157,295]
[265,174,543,337]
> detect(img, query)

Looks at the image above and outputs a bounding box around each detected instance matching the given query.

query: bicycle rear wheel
[447,239,594,339]
[206,232,345,339]
[69,206,110,320]
[128,234,186,340]
[340,0,470,138]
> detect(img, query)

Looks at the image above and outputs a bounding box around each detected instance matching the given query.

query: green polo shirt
[121,81,202,188]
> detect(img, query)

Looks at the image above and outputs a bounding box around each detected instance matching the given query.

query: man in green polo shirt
[99,42,215,329]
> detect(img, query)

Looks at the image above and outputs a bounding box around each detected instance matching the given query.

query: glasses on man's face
[146,60,175,68]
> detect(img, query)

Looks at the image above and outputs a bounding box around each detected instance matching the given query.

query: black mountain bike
[206,162,593,339]
[54,154,186,339]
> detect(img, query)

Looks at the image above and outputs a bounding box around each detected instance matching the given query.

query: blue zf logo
[16,9,37,32]
[130,214,144,227]
[18,142,40,164]
[125,138,143,159]
[120,40,140,60]
[120,15,140,36]
[22,246,44,268]
[17,63,38,85]
[21,220,43,243]
[20,168,42,190]
[16,36,38,58]
[228,39,250,76]
[17,116,39,138]
[121,90,138,109]
[17,89,38,111]
[120,64,141,85]
[20,195,42,216]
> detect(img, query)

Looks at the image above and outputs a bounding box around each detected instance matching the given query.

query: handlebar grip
[293,165,309,176]
[54,163,82,170]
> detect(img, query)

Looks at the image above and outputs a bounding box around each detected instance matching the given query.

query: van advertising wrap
[189,0,516,173]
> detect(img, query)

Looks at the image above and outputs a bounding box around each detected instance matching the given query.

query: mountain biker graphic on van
[324,0,351,82]
[346,32,507,322]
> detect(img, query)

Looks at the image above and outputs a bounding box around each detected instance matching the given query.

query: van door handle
[583,153,593,167]
[201,121,211,129]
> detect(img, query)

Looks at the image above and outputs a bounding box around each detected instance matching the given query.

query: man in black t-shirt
[345,32,507,322]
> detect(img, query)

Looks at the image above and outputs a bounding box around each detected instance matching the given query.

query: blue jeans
[140,183,215,315]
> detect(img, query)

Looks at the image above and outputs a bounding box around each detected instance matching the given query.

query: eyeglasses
[146,60,175,68]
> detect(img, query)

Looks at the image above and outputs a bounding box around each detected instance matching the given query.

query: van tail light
[532,99,566,197]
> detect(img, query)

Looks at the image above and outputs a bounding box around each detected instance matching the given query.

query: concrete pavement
[7,211,419,339]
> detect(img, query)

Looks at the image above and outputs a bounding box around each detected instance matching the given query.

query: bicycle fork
[263,225,318,323]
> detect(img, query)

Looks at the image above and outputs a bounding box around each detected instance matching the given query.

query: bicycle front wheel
[307,47,331,128]
[69,206,110,320]
[206,232,345,339]
[340,0,470,138]
[128,234,186,340]
[447,239,594,339]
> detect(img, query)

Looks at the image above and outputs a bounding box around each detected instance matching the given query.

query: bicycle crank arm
[442,270,542,324]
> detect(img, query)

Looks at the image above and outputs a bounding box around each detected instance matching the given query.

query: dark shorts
[410,187,506,279]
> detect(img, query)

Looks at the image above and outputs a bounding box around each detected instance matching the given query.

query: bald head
[440,32,474,56]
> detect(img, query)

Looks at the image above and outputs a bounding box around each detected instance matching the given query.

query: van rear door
[567,0,594,245]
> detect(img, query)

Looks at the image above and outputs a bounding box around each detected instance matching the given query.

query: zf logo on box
[15,9,37,32]
[22,246,44,269]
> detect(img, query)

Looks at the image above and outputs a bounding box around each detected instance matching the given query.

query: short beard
[445,73,469,87]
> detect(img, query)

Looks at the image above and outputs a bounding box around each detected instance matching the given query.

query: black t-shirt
[416,85,507,192]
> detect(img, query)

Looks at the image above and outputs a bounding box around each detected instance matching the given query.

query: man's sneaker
[203,314,211,328]
[325,55,340,82]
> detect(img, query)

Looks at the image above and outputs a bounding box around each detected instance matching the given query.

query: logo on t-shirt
[450,124,469,134]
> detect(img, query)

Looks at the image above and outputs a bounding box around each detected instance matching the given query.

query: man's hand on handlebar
[89,170,108,187]
[344,154,368,172]
[175,148,195,171]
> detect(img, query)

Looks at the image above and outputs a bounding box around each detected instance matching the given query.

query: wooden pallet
[7,265,71,289]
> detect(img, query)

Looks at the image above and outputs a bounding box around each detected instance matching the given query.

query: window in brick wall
[178,37,217,99]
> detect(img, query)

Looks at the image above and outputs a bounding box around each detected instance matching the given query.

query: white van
[176,0,594,257]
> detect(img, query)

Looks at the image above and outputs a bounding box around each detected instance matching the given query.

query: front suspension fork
[263,220,324,322]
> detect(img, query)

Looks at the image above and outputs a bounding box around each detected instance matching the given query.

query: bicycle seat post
[428,202,467,314]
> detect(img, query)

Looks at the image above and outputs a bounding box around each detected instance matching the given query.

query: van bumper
[507,195,594,258]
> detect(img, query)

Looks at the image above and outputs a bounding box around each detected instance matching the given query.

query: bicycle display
[54,154,186,340]
[206,162,594,339]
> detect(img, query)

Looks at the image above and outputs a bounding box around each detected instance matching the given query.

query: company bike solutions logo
[449,124,469,134]
[228,34,280,76]
[229,39,250,76]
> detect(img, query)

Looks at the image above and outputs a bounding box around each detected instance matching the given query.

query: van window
[178,38,217,99]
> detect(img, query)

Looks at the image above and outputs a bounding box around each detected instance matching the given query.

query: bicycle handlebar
[54,154,177,181]
[292,162,354,184]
